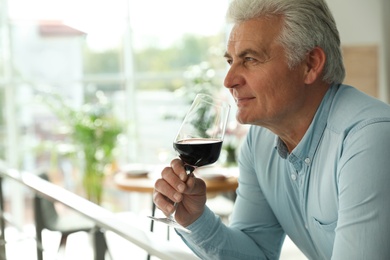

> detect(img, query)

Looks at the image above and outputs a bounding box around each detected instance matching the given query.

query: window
[0,0,229,213]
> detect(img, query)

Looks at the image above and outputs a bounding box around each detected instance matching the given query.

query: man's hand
[153,159,207,227]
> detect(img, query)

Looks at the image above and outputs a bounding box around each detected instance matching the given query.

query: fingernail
[174,192,182,201]
[180,172,186,181]
[178,183,185,192]
[167,204,174,212]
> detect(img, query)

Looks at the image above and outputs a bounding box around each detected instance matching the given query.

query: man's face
[224,16,308,127]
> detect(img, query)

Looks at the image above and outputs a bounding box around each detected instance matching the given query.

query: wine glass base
[147,216,192,233]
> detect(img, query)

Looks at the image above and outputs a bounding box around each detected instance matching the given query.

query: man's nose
[224,64,241,89]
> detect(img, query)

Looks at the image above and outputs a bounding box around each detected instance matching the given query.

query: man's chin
[236,114,249,125]
[236,113,260,126]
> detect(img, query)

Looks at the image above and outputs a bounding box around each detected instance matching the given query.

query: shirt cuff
[176,206,219,243]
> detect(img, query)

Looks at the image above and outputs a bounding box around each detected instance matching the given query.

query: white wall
[327,0,389,102]
[382,0,390,102]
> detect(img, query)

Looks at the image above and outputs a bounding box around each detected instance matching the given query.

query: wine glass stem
[184,164,195,176]
[170,164,195,218]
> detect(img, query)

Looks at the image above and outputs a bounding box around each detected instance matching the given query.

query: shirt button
[291,174,297,181]
[304,157,311,165]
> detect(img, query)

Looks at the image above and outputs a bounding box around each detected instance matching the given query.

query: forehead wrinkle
[227,16,284,56]
[225,43,270,61]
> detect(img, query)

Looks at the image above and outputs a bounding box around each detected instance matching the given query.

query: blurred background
[0,0,389,258]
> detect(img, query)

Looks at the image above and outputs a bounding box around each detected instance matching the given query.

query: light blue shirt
[178,84,390,259]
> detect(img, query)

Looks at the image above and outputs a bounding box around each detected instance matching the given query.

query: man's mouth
[235,96,254,106]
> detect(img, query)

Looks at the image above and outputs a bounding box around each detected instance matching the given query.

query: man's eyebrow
[223,52,231,59]
[223,49,266,59]
[238,49,263,58]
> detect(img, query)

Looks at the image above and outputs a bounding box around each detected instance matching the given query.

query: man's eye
[244,57,255,62]
[226,59,233,65]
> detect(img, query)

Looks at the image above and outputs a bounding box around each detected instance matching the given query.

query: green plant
[38,91,123,204]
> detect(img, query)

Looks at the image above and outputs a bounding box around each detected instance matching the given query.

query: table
[113,170,238,195]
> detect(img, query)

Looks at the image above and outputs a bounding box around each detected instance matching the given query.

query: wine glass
[148,93,230,233]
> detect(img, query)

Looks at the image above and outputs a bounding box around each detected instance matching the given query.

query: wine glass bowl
[174,93,230,171]
[149,93,230,233]
[173,138,223,169]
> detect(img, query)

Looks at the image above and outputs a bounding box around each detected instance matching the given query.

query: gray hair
[226,0,345,84]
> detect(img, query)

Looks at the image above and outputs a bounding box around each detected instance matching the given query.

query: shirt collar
[275,84,339,170]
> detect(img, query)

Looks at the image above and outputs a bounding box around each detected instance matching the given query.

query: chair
[34,172,109,260]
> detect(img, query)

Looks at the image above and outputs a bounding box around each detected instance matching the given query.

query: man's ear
[304,47,326,84]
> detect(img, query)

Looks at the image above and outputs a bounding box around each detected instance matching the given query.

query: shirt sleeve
[177,127,285,260]
[332,120,390,259]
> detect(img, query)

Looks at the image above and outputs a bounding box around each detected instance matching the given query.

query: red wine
[173,138,223,167]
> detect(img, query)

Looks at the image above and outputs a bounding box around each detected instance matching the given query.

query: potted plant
[38,91,123,205]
